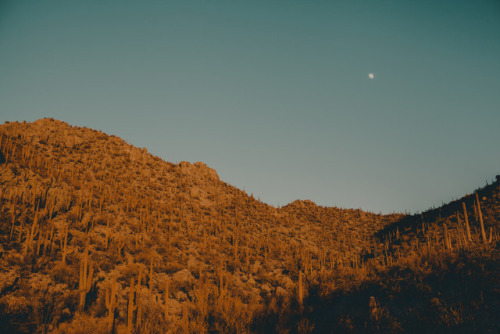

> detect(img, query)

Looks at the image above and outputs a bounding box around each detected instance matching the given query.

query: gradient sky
[1,0,499,213]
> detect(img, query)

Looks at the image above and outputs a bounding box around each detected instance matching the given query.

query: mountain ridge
[0,118,498,333]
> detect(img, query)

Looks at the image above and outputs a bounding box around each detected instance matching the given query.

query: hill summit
[0,119,498,333]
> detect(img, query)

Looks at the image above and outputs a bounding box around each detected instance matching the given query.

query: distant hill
[0,119,498,333]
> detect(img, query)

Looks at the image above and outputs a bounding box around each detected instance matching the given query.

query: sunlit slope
[0,119,402,333]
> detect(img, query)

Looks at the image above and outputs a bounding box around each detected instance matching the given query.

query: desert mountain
[0,119,498,333]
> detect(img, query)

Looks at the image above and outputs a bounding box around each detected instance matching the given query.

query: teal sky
[1,0,499,213]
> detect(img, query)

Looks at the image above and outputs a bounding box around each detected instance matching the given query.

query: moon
[368,73,375,79]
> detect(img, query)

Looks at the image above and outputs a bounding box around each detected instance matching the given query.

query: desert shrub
[53,313,108,334]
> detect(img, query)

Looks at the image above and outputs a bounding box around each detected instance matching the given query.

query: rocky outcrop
[179,161,219,181]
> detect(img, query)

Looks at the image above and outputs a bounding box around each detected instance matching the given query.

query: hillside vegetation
[0,119,498,333]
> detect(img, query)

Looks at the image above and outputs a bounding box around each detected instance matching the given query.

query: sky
[1,0,499,214]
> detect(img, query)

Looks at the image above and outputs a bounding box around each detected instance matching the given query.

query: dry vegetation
[0,118,498,333]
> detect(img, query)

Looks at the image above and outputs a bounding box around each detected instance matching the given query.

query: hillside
[0,119,498,333]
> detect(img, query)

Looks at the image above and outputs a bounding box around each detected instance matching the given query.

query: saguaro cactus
[149,258,154,292]
[462,202,471,243]
[61,225,69,264]
[79,245,94,310]
[137,268,143,328]
[128,278,137,332]
[298,271,304,313]
[182,302,189,333]
[369,296,378,321]
[476,194,487,244]
[164,278,170,321]
[105,277,117,332]
[9,203,16,239]
[443,224,451,250]
[22,213,39,258]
